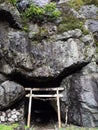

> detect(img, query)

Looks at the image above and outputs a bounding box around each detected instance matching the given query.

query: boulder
[60,62,98,127]
[79,5,98,19]
[86,19,98,33]
[79,5,98,33]
[69,8,85,19]
[0,25,95,79]
[0,80,25,110]
[17,0,30,11]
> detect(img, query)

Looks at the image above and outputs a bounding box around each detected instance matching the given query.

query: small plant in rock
[51,10,61,19]
[82,28,90,35]
[44,2,56,12]
[44,2,61,21]
[8,0,17,5]
[23,25,29,32]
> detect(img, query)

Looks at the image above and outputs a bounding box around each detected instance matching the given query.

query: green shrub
[44,2,56,13]
[51,10,61,19]
[23,2,61,23]
[24,4,45,20]
[44,2,61,20]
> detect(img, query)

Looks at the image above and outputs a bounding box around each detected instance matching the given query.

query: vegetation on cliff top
[21,2,61,32]
[22,2,61,23]
[7,0,90,35]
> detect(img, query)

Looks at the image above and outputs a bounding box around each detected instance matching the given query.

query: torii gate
[25,87,64,128]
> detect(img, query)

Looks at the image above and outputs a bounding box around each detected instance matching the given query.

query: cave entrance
[25,87,64,128]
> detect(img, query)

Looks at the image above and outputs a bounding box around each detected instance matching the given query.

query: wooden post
[57,89,61,128]
[27,89,32,127]
[65,106,68,126]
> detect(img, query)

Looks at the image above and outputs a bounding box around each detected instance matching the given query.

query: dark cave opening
[0,9,21,29]
[24,98,58,126]
[8,71,62,88]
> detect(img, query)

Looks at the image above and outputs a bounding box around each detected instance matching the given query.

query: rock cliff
[0,0,98,127]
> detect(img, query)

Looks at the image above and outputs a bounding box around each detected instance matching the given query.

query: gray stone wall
[0,108,24,123]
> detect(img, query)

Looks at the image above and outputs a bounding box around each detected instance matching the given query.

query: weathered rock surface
[0,24,95,78]
[0,1,95,79]
[79,5,98,33]
[0,80,25,110]
[17,0,29,11]
[31,0,50,7]
[61,62,98,127]
[18,0,64,9]
[69,8,85,19]
[79,5,98,19]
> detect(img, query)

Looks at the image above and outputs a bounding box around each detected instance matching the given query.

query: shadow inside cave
[24,97,58,128]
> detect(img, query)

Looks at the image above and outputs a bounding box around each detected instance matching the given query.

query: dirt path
[31,121,58,130]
